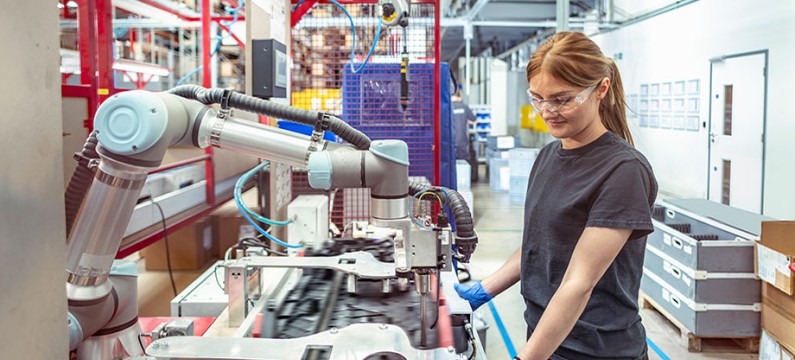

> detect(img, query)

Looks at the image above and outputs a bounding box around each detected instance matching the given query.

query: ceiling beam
[442,17,589,27]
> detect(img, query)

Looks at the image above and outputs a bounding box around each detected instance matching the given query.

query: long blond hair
[526,31,632,146]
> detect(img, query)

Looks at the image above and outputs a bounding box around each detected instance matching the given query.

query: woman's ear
[597,77,611,100]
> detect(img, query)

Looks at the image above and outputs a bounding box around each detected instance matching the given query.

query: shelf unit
[61,0,249,257]
[469,104,492,163]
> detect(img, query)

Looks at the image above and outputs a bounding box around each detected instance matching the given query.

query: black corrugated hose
[409,182,478,262]
[167,85,371,150]
[65,130,100,236]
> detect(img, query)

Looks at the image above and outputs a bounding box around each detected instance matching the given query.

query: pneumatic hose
[64,131,100,237]
[166,85,371,150]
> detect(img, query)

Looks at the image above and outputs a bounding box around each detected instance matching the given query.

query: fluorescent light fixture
[113,60,170,77]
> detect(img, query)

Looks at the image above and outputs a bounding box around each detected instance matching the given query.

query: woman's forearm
[480,246,522,296]
[519,280,593,360]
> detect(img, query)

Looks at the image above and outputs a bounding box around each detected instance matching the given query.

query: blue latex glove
[454,281,494,310]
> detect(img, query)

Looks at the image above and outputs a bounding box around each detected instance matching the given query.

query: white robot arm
[64,87,477,359]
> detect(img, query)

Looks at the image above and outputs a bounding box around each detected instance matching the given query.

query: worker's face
[527,72,608,143]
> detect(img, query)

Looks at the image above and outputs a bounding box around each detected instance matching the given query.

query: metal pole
[434,0,442,185]
[556,0,569,32]
[201,0,215,204]
[464,22,473,97]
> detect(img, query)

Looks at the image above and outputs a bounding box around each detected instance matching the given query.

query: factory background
[2,0,795,359]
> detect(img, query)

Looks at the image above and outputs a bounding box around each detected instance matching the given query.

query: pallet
[639,291,760,353]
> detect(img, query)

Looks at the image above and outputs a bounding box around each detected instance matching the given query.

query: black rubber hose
[409,182,477,262]
[166,85,371,150]
[65,131,100,236]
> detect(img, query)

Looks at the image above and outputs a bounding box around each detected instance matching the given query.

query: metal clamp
[217,89,234,120]
[306,113,332,161]
[209,115,227,145]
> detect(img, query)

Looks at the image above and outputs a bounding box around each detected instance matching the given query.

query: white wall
[592,0,795,219]
[0,2,69,358]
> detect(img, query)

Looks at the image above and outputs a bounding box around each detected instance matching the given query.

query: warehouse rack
[59,0,247,255]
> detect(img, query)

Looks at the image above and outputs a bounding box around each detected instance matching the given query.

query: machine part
[307,140,410,220]
[65,130,100,236]
[415,271,431,347]
[346,274,358,294]
[66,156,150,300]
[69,260,144,359]
[147,324,455,359]
[225,263,248,327]
[208,116,331,168]
[67,312,84,351]
[252,39,288,98]
[400,50,410,111]
[167,85,371,150]
[372,197,409,220]
[408,182,478,262]
[228,251,396,280]
[288,195,330,251]
[93,90,169,155]
[409,228,443,269]
[92,92,207,167]
[78,322,144,360]
[379,0,410,27]
[150,319,195,341]
[382,278,392,294]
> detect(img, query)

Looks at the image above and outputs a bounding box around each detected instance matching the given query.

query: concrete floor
[466,167,757,360]
[135,167,759,359]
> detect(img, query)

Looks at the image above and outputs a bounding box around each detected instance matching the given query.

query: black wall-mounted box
[252,39,287,99]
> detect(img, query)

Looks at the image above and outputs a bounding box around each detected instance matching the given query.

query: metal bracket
[146,323,457,359]
[226,251,396,280]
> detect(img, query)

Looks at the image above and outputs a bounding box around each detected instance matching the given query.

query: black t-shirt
[520,131,658,359]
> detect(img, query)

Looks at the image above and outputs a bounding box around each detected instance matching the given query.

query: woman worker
[455,31,658,360]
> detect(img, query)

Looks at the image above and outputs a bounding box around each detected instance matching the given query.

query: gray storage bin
[644,244,759,304]
[641,269,760,337]
[647,201,757,273]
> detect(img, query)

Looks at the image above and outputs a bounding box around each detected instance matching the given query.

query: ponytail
[600,60,633,146]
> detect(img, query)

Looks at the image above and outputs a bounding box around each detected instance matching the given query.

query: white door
[708,53,766,214]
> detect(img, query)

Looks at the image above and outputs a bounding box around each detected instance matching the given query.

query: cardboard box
[759,221,795,294]
[762,283,795,354]
[141,218,216,271]
[211,199,257,258]
[761,330,784,360]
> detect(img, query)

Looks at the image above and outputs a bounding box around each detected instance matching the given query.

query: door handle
[709,132,717,143]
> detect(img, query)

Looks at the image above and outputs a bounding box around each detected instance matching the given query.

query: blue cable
[325,0,381,73]
[234,162,303,249]
[646,337,671,360]
[487,301,518,358]
[437,187,450,206]
[234,162,292,226]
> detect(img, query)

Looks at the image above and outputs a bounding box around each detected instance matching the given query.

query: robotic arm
[64,87,477,359]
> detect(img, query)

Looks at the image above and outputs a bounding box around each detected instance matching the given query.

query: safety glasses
[526,84,597,114]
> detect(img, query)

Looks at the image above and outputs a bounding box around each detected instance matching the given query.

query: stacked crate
[641,199,765,352]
